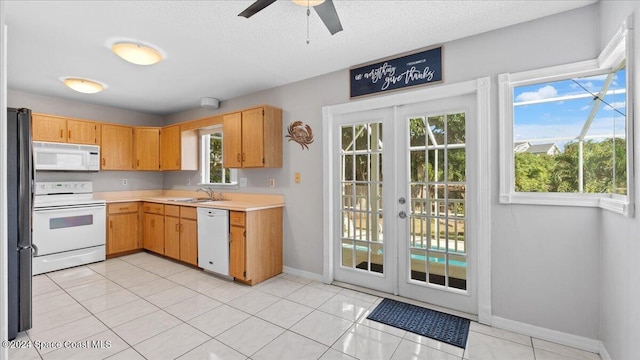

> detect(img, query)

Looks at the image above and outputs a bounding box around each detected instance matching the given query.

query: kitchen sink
[168,198,228,203]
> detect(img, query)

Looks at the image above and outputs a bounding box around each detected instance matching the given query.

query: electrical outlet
[295,172,301,184]
[187,178,191,185]
[240,178,247,187]
[269,178,275,188]
[122,179,128,186]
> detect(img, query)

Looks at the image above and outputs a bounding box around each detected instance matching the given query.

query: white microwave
[33,141,100,171]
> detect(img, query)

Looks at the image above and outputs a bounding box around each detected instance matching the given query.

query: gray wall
[164,69,347,275]
[7,90,164,191]
[165,5,602,338]
[597,2,640,360]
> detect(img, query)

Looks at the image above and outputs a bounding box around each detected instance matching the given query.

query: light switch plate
[240,178,247,187]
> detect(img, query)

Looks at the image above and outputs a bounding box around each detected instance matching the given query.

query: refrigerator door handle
[31,243,38,256]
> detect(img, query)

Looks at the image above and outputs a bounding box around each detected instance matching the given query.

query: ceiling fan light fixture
[111,42,163,65]
[63,78,105,94]
[292,0,325,7]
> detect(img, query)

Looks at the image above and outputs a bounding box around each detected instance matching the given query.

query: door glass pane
[410,249,427,282]
[340,122,384,275]
[407,111,467,292]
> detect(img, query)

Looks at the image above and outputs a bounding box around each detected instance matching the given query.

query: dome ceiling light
[62,78,105,94]
[111,42,163,65]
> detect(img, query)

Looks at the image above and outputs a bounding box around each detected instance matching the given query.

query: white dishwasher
[197,208,229,276]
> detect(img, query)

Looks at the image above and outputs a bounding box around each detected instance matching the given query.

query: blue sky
[513,69,626,150]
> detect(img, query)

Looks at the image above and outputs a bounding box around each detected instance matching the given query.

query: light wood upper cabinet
[134,127,160,171]
[32,114,99,145]
[160,125,181,170]
[107,202,140,255]
[67,119,100,145]
[223,106,282,169]
[101,124,134,170]
[223,112,243,168]
[32,114,67,142]
[160,125,198,171]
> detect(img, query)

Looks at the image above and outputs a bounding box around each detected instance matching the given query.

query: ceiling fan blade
[314,0,343,35]
[238,0,277,18]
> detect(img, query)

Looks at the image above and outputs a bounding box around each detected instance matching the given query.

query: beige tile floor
[10,252,602,360]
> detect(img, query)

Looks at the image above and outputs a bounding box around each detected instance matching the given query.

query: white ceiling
[5,0,596,116]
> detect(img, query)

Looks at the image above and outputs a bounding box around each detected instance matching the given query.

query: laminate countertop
[94,190,284,212]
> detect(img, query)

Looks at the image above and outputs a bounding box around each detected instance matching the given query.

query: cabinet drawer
[181,206,197,220]
[165,205,180,217]
[143,202,164,215]
[108,202,139,214]
[230,211,245,227]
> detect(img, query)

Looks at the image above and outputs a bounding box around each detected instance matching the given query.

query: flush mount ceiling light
[62,78,105,94]
[111,42,163,65]
[292,0,325,6]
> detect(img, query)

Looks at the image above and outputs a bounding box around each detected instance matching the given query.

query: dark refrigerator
[7,107,33,340]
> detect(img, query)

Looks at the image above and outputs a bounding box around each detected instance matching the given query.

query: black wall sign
[350,46,443,98]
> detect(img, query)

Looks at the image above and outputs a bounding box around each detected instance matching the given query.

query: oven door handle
[34,205,105,213]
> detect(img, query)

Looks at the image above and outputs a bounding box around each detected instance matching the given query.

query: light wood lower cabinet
[106,202,140,256]
[143,202,165,254]
[164,205,198,266]
[229,208,283,285]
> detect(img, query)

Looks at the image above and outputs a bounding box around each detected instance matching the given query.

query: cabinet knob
[242,153,246,161]
[60,129,64,138]
[102,158,106,166]
[68,130,71,139]
[237,153,241,163]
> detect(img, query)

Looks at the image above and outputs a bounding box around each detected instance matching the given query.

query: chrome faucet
[196,188,224,200]
[196,187,215,200]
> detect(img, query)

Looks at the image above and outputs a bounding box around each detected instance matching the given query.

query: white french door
[332,107,397,293]
[331,94,478,315]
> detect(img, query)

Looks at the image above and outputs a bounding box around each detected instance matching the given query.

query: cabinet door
[135,128,160,170]
[229,225,246,280]
[223,112,243,168]
[102,124,134,170]
[32,114,67,142]
[143,213,164,254]
[160,125,181,170]
[180,218,198,266]
[164,215,180,260]
[241,108,264,167]
[108,213,139,254]
[68,119,99,145]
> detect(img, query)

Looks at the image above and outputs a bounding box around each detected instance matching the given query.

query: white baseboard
[492,316,601,354]
[283,266,323,282]
[599,342,612,360]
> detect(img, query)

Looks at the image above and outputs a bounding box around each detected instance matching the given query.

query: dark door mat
[367,298,470,348]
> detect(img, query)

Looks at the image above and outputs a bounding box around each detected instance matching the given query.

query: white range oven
[32,181,106,275]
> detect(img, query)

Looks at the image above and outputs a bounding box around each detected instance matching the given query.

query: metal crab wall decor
[286,121,314,150]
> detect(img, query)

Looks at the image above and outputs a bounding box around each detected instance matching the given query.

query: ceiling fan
[238,0,343,36]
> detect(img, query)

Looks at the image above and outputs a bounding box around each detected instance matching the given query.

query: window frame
[498,21,634,217]
[199,126,238,187]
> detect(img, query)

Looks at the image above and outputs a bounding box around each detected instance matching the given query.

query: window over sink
[200,126,237,185]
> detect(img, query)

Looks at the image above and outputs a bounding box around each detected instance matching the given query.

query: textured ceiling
[5,0,596,115]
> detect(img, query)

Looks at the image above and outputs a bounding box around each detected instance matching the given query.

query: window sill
[500,193,634,217]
